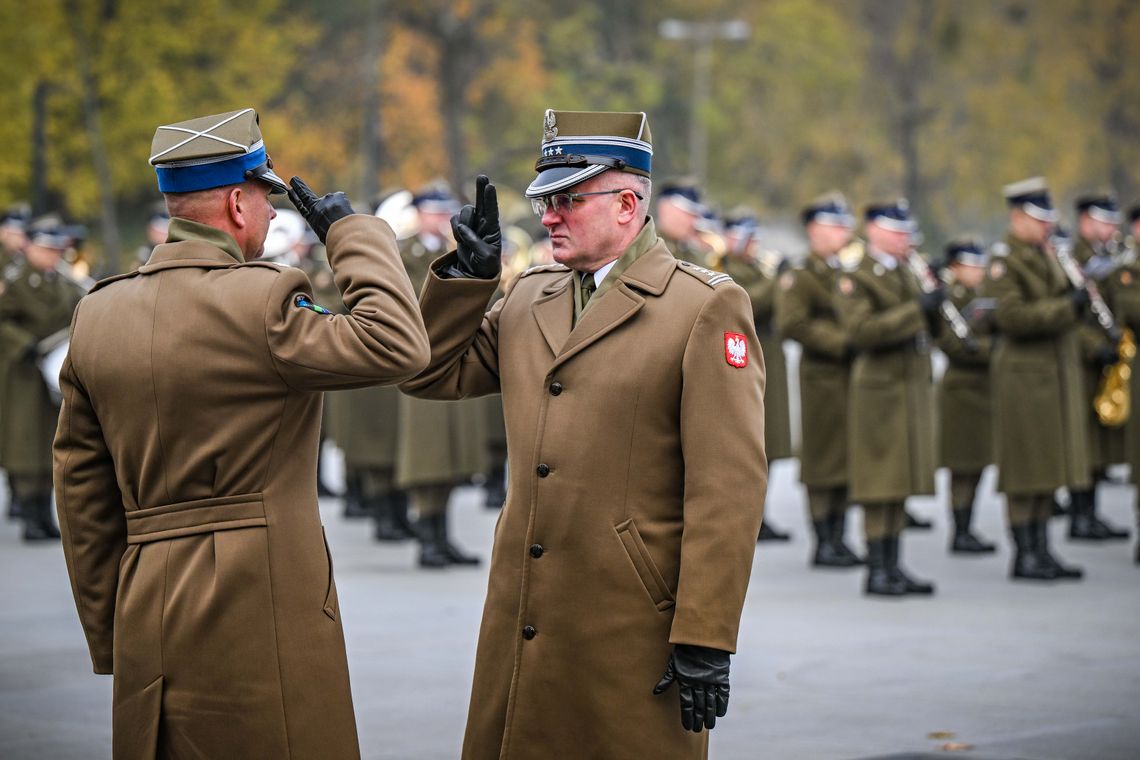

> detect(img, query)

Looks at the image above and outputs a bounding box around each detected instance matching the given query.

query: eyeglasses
[531,189,644,217]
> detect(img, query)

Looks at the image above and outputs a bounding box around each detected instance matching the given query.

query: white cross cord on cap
[149,108,255,163]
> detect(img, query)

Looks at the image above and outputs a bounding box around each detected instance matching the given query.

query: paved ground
[1,461,1137,759]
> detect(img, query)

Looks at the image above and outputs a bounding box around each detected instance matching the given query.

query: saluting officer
[983,177,1087,582]
[1069,193,1131,540]
[775,193,863,567]
[936,236,997,554]
[401,109,767,757]
[0,221,84,540]
[835,200,939,597]
[53,108,429,759]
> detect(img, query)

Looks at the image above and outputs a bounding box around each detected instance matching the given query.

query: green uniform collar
[166,217,244,263]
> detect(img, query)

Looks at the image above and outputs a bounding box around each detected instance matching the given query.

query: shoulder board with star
[518,263,570,278]
[675,259,733,288]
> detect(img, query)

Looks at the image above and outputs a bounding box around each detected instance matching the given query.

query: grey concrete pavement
[1,462,1138,759]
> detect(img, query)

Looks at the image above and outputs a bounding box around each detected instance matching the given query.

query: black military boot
[1067,489,1104,540]
[1010,523,1056,580]
[373,493,414,542]
[828,510,864,565]
[1036,520,1083,580]
[758,520,792,542]
[950,506,996,554]
[904,510,933,530]
[811,519,844,567]
[864,539,906,596]
[342,472,370,518]
[483,463,507,509]
[22,495,60,542]
[435,513,480,566]
[416,515,451,568]
[1088,488,1130,540]
[886,535,935,595]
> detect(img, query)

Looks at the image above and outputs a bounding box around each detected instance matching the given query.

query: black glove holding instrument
[918,286,947,315]
[288,176,354,244]
[1070,287,1091,314]
[440,174,502,280]
[652,643,731,733]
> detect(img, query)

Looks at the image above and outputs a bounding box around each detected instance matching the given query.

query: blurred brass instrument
[696,227,728,270]
[906,252,979,352]
[837,236,865,269]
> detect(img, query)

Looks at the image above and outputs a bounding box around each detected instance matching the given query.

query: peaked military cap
[1003,176,1057,223]
[1,203,31,230]
[864,198,916,233]
[724,206,760,235]
[658,176,706,215]
[944,235,987,266]
[802,191,854,227]
[525,109,652,198]
[1075,193,1122,225]
[27,215,71,250]
[411,180,461,214]
[149,108,288,194]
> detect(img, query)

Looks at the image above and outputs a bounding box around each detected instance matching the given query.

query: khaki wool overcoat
[936,277,994,473]
[775,252,852,488]
[53,215,429,760]
[834,254,936,504]
[401,220,767,760]
[982,234,1090,495]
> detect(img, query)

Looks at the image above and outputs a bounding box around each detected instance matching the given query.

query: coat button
[536,463,551,477]
[550,381,563,396]
[530,544,544,558]
[522,625,537,640]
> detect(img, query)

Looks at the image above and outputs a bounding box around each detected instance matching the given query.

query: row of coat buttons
[526,381,560,642]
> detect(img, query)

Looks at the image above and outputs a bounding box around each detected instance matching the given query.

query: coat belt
[125,493,267,544]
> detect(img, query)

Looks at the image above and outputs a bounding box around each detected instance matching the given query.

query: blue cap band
[155,145,270,193]
[540,141,652,175]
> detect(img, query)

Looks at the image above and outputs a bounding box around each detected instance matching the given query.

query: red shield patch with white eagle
[724,332,748,367]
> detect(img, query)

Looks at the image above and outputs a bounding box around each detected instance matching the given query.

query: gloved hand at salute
[288,176,355,243]
[653,644,731,733]
[441,174,501,280]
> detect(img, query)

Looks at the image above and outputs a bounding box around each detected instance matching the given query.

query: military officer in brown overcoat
[983,177,1088,581]
[936,236,997,554]
[1,222,84,540]
[1069,193,1131,540]
[722,209,792,541]
[52,108,429,759]
[835,200,939,597]
[775,193,863,567]
[401,110,767,758]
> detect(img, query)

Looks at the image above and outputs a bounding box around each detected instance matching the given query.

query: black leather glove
[446,174,501,279]
[1095,345,1120,367]
[918,287,946,315]
[1071,288,1091,314]
[288,176,354,244]
[652,644,731,733]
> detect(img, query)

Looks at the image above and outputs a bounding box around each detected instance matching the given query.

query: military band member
[775,193,863,567]
[0,221,84,540]
[936,237,997,553]
[723,210,792,541]
[835,200,938,597]
[1113,201,1140,563]
[983,177,1087,581]
[53,108,429,758]
[0,205,30,519]
[1069,193,1130,540]
[401,110,766,757]
[657,177,714,265]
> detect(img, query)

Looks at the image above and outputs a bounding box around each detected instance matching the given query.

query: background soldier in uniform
[401,110,766,758]
[1109,201,1140,563]
[983,177,1087,582]
[835,200,939,597]
[0,221,84,540]
[656,177,713,265]
[936,236,997,554]
[1070,193,1130,540]
[52,108,429,759]
[775,193,862,567]
[722,209,792,541]
[0,205,30,519]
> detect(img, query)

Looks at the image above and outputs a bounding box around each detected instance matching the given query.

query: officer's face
[866,222,911,259]
[806,222,851,256]
[541,176,639,273]
[1079,214,1117,244]
[1010,209,1051,245]
[419,210,453,241]
[1,226,26,253]
[953,262,986,289]
[24,243,63,272]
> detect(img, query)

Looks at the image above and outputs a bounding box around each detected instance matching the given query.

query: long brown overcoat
[401,221,767,760]
[982,235,1090,495]
[1099,263,1140,481]
[835,254,936,503]
[937,277,994,472]
[52,215,429,760]
[774,253,851,488]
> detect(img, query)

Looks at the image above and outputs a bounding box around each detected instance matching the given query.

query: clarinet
[1051,232,1121,342]
[906,252,979,352]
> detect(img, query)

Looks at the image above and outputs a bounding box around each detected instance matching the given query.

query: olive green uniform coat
[1100,263,1140,483]
[937,277,993,472]
[775,253,850,488]
[722,255,792,461]
[401,220,767,760]
[834,253,936,503]
[982,234,1090,495]
[0,263,83,476]
[52,215,429,760]
[397,235,486,487]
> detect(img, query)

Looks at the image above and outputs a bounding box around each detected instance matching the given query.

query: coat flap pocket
[614,519,675,612]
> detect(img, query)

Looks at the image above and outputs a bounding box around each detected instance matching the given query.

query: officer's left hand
[448,174,501,279]
[653,644,731,733]
[288,176,354,244]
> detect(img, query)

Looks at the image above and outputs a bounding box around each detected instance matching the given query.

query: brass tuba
[1095,328,1135,427]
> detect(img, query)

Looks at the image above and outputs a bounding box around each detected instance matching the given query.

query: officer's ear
[227,185,248,230]
[616,188,640,225]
